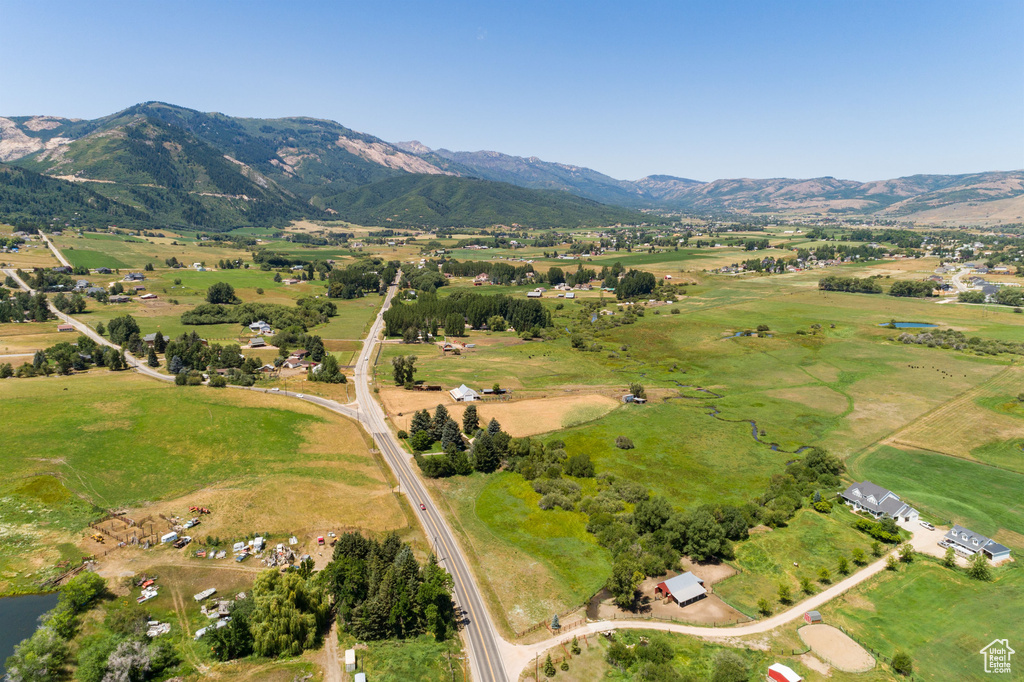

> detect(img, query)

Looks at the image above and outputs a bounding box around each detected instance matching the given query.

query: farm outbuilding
[767,662,802,682]
[804,610,822,624]
[345,649,356,672]
[449,384,480,402]
[654,572,706,607]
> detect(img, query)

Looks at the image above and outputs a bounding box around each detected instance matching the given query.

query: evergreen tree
[431,405,450,442]
[462,404,479,435]
[410,409,432,435]
[147,348,159,367]
[487,417,502,436]
[543,654,556,678]
[441,420,463,451]
[168,355,184,374]
[153,331,166,353]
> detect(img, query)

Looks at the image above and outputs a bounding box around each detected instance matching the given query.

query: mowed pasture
[881,366,1024,472]
[849,445,1024,538]
[822,560,1024,681]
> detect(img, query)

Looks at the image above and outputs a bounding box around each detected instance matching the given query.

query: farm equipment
[91,534,105,543]
[189,506,211,515]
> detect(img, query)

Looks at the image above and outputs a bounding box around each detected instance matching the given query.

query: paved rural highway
[349,279,509,682]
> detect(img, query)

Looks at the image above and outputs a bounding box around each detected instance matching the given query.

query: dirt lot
[586,570,749,626]
[799,624,875,672]
[381,389,620,437]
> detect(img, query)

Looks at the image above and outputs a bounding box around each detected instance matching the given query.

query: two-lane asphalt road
[351,279,509,682]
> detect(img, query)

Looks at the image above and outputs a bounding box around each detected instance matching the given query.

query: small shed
[354,674,366,682]
[767,663,802,682]
[654,572,706,607]
[345,649,356,672]
[803,610,821,624]
[57,323,75,332]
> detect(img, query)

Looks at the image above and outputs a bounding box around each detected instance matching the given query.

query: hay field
[381,388,619,437]
[0,321,73,355]
[882,366,1024,471]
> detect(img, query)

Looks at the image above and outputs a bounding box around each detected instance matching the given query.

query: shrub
[397,430,408,440]
[886,555,899,571]
[967,552,991,581]
[615,436,635,449]
[891,651,913,676]
[757,598,772,616]
[208,375,227,388]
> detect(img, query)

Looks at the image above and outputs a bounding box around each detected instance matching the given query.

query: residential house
[839,481,919,523]
[124,272,145,282]
[654,572,706,607]
[941,525,1011,563]
[249,321,273,335]
[143,333,170,347]
[95,267,112,275]
[449,384,480,402]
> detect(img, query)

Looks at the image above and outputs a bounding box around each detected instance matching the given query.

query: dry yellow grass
[382,390,620,437]
[0,322,72,355]
[885,366,1024,459]
[766,385,849,415]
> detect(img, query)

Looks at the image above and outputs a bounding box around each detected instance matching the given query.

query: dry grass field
[380,387,620,437]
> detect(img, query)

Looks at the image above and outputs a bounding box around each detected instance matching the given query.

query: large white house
[941,525,1011,563]
[839,481,919,523]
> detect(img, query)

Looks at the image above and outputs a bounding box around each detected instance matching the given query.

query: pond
[878,322,937,329]
[0,592,59,675]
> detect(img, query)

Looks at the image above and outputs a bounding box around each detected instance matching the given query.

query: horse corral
[799,624,875,672]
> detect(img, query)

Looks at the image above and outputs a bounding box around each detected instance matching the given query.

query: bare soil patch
[799,624,875,672]
[586,573,748,626]
[680,558,737,586]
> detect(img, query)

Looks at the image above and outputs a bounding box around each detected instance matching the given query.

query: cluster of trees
[852,517,903,543]
[181,298,336,330]
[307,354,346,383]
[740,256,792,273]
[207,570,328,661]
[818,275,883,293]
[269,331,326,361]
[327,261,394,299]
[383,290,550,338]
[408,404,467,457]
[317,532,456,641]
[0,288,51,323]
[391,355,418,387]
[547,264,597,288]
[52,292,87,314]
[606,632,753,682]
[895,329,1024,356]
[440,259,535,284]
[889,280,936,298]
[5,572,118,682]
[206,282,241,304]
[615,270,657,300]
[22,268,73,291]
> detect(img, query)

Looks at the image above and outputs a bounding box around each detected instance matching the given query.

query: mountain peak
[394,140,433,155]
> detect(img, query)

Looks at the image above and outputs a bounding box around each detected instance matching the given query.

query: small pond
[878,322,937,329]
[0,592,59,675]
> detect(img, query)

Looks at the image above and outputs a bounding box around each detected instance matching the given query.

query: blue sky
[1,1,1021,181]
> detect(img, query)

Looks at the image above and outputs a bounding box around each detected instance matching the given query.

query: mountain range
[1,101,1021,231]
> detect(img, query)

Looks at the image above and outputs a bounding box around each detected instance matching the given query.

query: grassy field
[822,558,1024,681]
[0,321,74,355]
[715,507,879,616]
[849,445,1024,539]
[0,372,410,595]
[54,231,250,270]
[427,472,611,635]
[354,634,467,682]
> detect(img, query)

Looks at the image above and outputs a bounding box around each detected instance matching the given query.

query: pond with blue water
[0,592,59,675]
[878,322,937,329]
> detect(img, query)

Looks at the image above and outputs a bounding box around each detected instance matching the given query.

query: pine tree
[487,418,502,436]
[462,404,479,435]
[543,654,556,677]
[153,332,166,353]
[550,614,560,630]
[169,355,184,374]
[410,409,431,435]
[441,420,463,451]
[147,348,159,367]
[431,405,450,442]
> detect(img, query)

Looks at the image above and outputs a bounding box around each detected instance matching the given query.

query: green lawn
[849,445,1024,537]
[61,248,129,269]
[715,507,878,616]
[823,559,1024,681]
